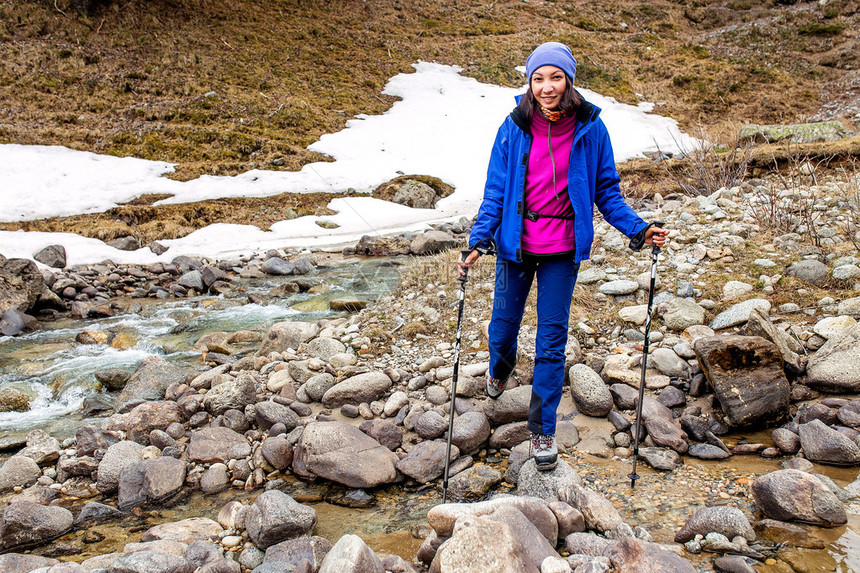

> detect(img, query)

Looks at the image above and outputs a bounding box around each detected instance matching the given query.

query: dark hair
[516,75,581,123]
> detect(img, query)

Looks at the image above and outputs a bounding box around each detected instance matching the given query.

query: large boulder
[245,490,317,549]
[295,421,399,488]
[0,554,59,572]
[186,427,251,464]
[116,356,187,413]
[806,323,860,392]
[558,484,623,533]
[427,496,557,545]
[33,245,66,269]
[751,469,847,527]
[433,514,531,573]
[744,307,806,375]
[641,398,688,453]
[409,231,459,256]
[0,456,41,492]
[117,457,187,510]
[516,459,583,502]
[321,371,392,409]
[450,411,491,454]
[709,299,771,330]
[263,536,332,571]
[484,385,532,425]
[0,258,44,314]
[605,538,696,572]
[674,506,755,543]
[105,550,195,573]
[318,534,384,573]
[694,335,789,428]
[257,321,319,356]
[140,517,223,544]
[125,401,185,444]
[0,502,73,551]
[394,440,458,484]
[663,297,706,331]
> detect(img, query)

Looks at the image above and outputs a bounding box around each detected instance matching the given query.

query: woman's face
[531,65,566,110]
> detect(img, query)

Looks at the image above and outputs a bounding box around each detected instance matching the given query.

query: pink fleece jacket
[521,113,577,255]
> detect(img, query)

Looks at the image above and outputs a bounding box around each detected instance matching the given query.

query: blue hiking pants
[488,256,580,436]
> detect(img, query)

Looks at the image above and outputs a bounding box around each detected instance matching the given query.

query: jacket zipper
[518,140,529,263]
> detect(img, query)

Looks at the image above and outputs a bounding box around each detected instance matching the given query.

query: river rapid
[1,256,858,571]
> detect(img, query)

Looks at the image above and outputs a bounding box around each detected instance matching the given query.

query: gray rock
[107,550,195,573]
[558,484,623,532]
[798,419,860,465]
[75,502,124,526]
[96,440,146,494]
[638,447,682,470]
[306,337,346,361]
[203,372,257,415]
[484,385,532,425]
[125,401,184,444]
[675,506,755,543]
[489,421,531,450]
[838,297,860,318]
[410,231,459,256]
[478,504,558,571]
[261,257,295,276]
[263,536,331,571]
[186,427,250,464]
[599,280,639,296]
[641,398,689,453]
[0,554,59,572]
[838,400,860,428]
[35,246,67,269]
[577,267,607,284]
[177,270,204,291]
[751,469,847,527]
[318,534,383,573]
[568,364,613,417]
[688,443,730,460]
[710,299,772,330]
[391,179,438,209]
[257,321,319,356]
[694,335,789,428]
[200,465,230,494]
[0,309,38,337]
[245,490,316,550]
[433,515,529,573]
[745,307,806,375]
[358,418,403,451]
[649,348,690,379]
[451,411,491,454]
[304,373,336,403]
[444,464,503,501]
[261,435,294,471]
[806,324,860,393]
[605,538,696,572]
[0,501,73,551]
[295,421,399,488]
[0,258,45,314]
[427,495,557,543]
[786,259,829,285]
[116,356,187,413]
[414,410,448,439]
[255,400,299,431]
[517,459,583,502]
[564,532,614,556]
[0,455,41,493]
[548,500,585,539]
[738,121,848,144]
[772,428,801,455]
[140,517,223,544]
[395,440,458,484]
[117,457,186,510]
[663,297,706,331]
[321,371,391,408]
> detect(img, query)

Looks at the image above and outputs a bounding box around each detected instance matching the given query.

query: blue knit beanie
[525,42,577,84]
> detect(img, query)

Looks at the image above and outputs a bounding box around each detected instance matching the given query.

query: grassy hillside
[1,0,858,240]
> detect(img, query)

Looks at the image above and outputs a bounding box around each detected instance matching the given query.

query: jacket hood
[510,90,599,134]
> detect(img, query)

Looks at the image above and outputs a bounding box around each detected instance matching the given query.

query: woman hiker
[459,42,668,471]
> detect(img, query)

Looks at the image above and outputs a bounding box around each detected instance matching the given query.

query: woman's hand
[458,249,481,277]
[644,226,669,248]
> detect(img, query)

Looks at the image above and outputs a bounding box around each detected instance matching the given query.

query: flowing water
[1,257,859,570]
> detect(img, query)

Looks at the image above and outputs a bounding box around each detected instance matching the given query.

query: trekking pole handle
[458,249,472,283]
[650,221,665,257]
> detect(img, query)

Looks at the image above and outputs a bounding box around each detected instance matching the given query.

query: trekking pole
[442,250,471,504]
[629,222,663,489]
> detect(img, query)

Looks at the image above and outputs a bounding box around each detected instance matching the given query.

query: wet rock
[261,257,295,276]
[675,506,755,543]
[0,456,41,493]
[806,324,860,393]
[295,421,399,488]
[203,372,257,415]
[125,401,184,444]
[607,537,696,571]
[558,484,623,532]
[709,299,771,330]
[0,258,44,314]
[772,428,801,455]
[95,368,132,391]
[0,501,73,551]
[117,456,187,510]
[516,459,583,502]
[200,464,230,494]
[433,514,530,573]
[754,519,825,549]
[75,502,124,527]
[656,386,686,409]
[140,517,223,545]
[76,426,120,457]
[321,371,392,409]
[688,443,730,460]
[638,447,682,471]
[318,534,383,573]
[358,419,403,451]
[263,536,332,571]
[641,398,688,453]
[451,411,491,454]
[694,335,789,428]
[428,496,557,543]
[838,400,860,428]
[17,429,60,466]
[96,440,146,494]
[395,440,458,483]
[257,321,320,356]
[751,469,847,527]
[186,427,251,464]
[445,464,503,501]
[107,550,195,573]
[569,364,613,417]
[798,419,860,465]
[116,356,187,413]
[245,490,316,549]
[0,309,38,337]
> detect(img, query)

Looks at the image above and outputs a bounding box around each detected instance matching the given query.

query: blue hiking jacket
[468,95,648,262]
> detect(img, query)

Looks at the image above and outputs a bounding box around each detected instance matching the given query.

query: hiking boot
[486,374,508,399]
[530,433,557,471]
